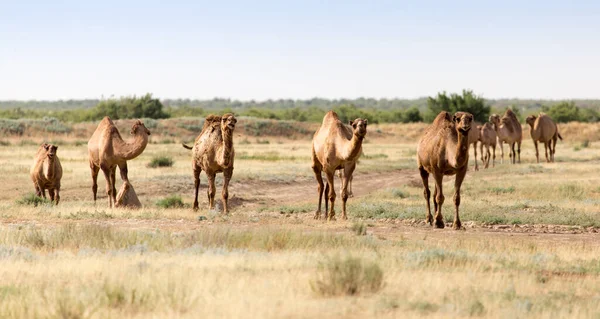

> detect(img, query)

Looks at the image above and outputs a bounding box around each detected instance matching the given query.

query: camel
[88,117,151,208]
[312,111,367,221]
[526,113,562,163]
[489,109,522,164]
[182,113,237,213]
[417,111,473,229]
[478,122,497,168]
[467,122,481,171]
[30,143,63,204]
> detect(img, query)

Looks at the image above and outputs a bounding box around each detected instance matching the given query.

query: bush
[426,90,490,123]
[311,255,383,296]
[542,101,580,123]
[147,156,173,168]
[156,195,185,209]
[351,222,367,236]
[17,193,52,206]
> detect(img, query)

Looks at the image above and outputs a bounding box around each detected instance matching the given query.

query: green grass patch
[156,195,185,209]
[147,156,174,168]
[16,193,52,207]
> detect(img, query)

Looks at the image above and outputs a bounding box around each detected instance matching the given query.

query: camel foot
[426,214,433,226]
[341,214,348,220]
[453,222,464,230]
[314,211,321,220]
[434,219,445,229]
[327,214,336,221]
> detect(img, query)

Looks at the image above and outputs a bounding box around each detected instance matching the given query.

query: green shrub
[311,255,383,296]
[17,193,51,206]
[147,156,173,168]
[156,195,184,209]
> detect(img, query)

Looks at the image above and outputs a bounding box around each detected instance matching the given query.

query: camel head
[43,143,58,160]
[349,118,368,138]
[489,114,500,126]
[525,115,537,127]
[130,120,151,136]
[221,113,237,131]
[453,112,473,134]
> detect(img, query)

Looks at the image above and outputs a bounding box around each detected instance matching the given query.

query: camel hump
[201,114,222,133]
[323,110,340,122]
[432,111,452,125]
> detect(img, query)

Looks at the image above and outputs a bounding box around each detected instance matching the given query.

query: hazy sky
[1,0,599,100]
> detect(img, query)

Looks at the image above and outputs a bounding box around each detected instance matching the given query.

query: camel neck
[45,157,56,180]
[454,129,470,167]
[219,127,234,168]
[343,134,364,161]
[114,133,149,160]
[527,123,537,140]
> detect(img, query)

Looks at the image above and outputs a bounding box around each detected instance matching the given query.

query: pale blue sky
[1,0,599,100]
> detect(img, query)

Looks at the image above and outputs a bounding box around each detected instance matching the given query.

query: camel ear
[364,119,368,125]
[348,120,353,126]
[43,144,49,150]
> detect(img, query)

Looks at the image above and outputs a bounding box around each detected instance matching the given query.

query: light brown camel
[30,143,63,204]
[478,122,497,168]
[312,111,367,221]
[526,113,562,163]
[182,113,237,213]
[417,111,473,229]
[467,122,481,171]
[88,117,151,208]
[489,109,522,164]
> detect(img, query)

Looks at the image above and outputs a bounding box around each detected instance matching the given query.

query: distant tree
[89,94,169,120]
[542,101,580,123]
[579,107,600,123]
[425,90,490,123]
[402,107,423,123]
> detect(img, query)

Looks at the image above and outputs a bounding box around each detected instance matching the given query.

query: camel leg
[486,146,492,168]
[452,167,467,230]
[510,142,516,164]
[110,167,117,206]
[49,188,55,202]
[337,169,343,196]
[433,173,445,229]
[55,187,60,205]
[101,166,113,208]
[341,163,355,220]
[492,144,496,167]
[473,142,478,171]
[552,136,558,162]
[206,172,216,211]
[544,142,550,163]
[324,182,329,219]
[90,164,99,203]
[348,173,354,198]
[118,162,129,183]
[222,168,233,214]
[499,141,504,164]
[312,165,324,219]
[533,141,539,163]
[517,141,522,164]
[479,143,485,166]
[419,166,432,225]
[192,165,201,211]
[325,171,336,221]
[40,188,46,199]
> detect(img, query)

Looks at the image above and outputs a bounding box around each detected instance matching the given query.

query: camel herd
[28,109,562,229]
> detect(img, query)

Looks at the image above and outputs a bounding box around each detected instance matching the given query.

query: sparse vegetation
[311,255,383,296]
[148,155,174,168]
[16,193,52,206]
[156,195,185,209]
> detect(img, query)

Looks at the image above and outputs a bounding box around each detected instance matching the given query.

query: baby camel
[30,143,63,204]
[417,111,473,229]
[526,113,562,163]
[312,111,367,221]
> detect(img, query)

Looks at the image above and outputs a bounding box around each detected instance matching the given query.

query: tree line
[0,93,597,124]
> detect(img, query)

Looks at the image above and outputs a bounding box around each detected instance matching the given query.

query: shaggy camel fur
[88,117,151,208]
[182,113,237,213]
[417,111,473,229]
[526,113,562,163]
[312,111,367,221]
[489,109,522,164]
[467,122,481,171]
[478,122,497,169]
[30,143,63,204]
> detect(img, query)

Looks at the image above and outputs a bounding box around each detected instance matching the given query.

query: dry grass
[1,121,600,318]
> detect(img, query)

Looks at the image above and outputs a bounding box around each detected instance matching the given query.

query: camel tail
[182,143,193,150]
[557,133,563,141]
